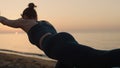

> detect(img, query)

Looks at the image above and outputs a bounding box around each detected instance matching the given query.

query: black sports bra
[27,20,57,46]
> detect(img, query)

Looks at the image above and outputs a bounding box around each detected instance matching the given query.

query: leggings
[41,32,120,68]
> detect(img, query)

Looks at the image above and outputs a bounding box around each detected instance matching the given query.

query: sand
[0,49,56,68]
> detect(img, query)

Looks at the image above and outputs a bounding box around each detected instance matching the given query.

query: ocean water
[71,31,120,50]
[0,31,120,54]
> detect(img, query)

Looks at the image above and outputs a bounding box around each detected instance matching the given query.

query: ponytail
[22,3,37,20]
[28,3,37,9]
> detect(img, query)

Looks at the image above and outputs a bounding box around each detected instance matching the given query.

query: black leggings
[41,32,120,68]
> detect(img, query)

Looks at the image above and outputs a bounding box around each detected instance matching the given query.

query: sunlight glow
[0,0,120,32]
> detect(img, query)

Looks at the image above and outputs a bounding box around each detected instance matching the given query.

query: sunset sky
[0,0,120,32]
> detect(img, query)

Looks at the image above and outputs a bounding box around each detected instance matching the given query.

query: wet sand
[0,49,56,68]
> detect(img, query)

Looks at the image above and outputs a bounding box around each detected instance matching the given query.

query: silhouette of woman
[0,3,120,68]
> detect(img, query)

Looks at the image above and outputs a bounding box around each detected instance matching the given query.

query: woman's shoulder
[37,20,49,23]
[37,20,53,26]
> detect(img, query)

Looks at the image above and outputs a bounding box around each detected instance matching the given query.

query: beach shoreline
[0,49,56,68]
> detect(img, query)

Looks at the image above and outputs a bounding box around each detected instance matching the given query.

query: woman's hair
[22,3,37,20]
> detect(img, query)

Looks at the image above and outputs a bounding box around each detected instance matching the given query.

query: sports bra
[27,20,57,47]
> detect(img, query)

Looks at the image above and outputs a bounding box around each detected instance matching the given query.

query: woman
[0,3,120,68]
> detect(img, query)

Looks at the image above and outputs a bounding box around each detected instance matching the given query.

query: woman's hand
[0,16,20,28]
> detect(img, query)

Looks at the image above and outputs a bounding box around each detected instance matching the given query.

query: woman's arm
[0,16,23,28]
[0,16,38,32]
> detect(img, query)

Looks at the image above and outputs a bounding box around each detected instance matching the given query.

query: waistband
[27,21,57,49]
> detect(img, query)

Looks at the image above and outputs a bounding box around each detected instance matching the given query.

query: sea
[0,31,120,54]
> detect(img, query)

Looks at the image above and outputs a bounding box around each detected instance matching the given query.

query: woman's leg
[55,61,74,68]
[101,49,120,67]
[42,32,120,67]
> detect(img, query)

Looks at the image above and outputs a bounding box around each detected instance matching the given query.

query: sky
[0,0,120,32]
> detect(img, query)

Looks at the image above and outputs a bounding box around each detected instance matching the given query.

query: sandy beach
[0,49,56,68]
